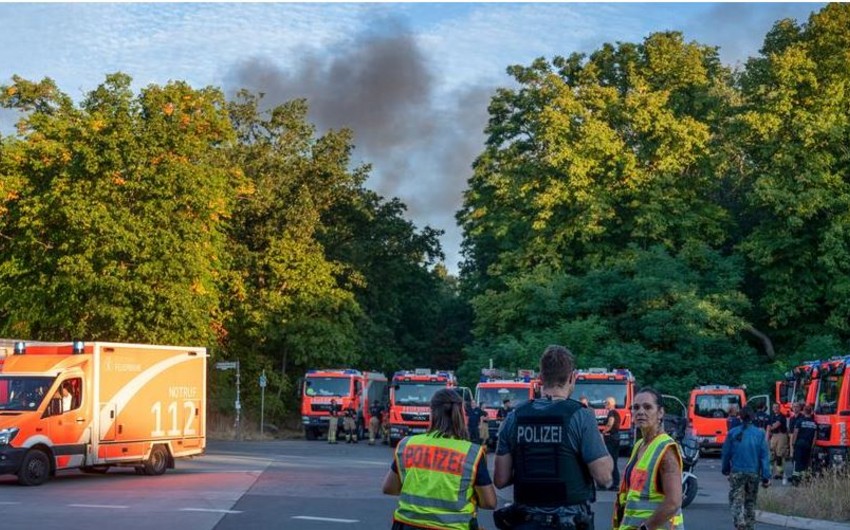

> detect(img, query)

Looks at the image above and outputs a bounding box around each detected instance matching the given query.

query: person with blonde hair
[383,389,496,529]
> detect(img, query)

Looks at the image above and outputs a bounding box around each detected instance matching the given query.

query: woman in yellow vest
[613,387,684,530]
[382,388,497,530]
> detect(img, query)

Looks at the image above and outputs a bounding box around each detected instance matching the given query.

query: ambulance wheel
[18,449,51,486]
[143,445,169,476]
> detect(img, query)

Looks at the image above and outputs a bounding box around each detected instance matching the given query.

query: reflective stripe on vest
[617,433,685,530]
[393,433,483,530]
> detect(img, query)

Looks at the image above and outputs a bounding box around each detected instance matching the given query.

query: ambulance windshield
[394,382,444,406]
[0,376,56,411]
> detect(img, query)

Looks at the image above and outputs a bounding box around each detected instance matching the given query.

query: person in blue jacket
[721,406,771,530]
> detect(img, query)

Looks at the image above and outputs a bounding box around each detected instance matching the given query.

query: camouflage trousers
[729,472,760,530]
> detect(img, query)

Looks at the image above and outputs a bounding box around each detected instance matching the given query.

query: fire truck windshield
[304,376,350,397]
[694,394,742,418]
[816,376,841,415]
[478,387,531,409]
[0,376,55,411]
[394,382,444,406]
[573,381,627,409]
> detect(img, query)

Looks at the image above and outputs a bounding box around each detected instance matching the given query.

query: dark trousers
[605,437,620,487]
[793,443,813,474]
[469,424,481,444]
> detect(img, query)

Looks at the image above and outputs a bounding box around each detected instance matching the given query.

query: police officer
[494,345,613,530]
[790,404,817,485]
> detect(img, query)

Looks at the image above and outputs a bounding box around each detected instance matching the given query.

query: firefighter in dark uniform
[493,345,613,529]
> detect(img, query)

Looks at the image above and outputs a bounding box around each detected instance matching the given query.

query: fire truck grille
[401,412,429,422]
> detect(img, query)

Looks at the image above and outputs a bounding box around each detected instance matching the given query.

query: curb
[756,510,850,530]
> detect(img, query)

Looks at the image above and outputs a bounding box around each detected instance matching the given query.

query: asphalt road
[0,439,787,529]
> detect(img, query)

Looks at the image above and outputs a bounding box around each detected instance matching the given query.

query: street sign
[259,371,267,388]
[215,361,238,370]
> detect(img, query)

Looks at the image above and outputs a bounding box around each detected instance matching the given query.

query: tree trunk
[745,325,775,360]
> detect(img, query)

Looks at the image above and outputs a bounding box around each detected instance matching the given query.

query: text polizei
[517,424,563,444]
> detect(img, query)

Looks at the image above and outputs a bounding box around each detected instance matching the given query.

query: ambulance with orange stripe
[0,340,206,485]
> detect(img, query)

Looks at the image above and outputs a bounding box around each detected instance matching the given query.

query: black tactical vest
[510,398,594,506]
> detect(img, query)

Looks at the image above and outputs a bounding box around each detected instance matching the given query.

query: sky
[0,2,826,275]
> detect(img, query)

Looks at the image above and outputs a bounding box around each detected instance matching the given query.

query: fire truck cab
[781,356,850,468]
[573,368,636,451]
[687,385,768,451]
[475,368,540,448]
[300,369,387,441]
[387,369,462,446]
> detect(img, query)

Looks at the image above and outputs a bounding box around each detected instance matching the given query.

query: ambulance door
[43,377,88,470]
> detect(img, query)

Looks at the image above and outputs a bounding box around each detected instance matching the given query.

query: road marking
[292,516,359,524]
[0,501,21,505]
[180,508,243,514]
[68,504,128,509]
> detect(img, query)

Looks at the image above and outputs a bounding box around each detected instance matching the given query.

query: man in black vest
[493,345,613,529]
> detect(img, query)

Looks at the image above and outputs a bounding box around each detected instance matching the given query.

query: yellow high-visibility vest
[393,432,485,530]
[613,433,685,530]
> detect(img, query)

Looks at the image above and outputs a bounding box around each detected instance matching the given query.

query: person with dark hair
[494,345,612,530]
[467,401,486,445]
[382,388,496,529]
[497,398,513,420]
[766,403,789,483]
[722,406,770,530]
[790,404,817,485]
[727,404,742,431]
[613,387,684,530]
[327,398,340,444]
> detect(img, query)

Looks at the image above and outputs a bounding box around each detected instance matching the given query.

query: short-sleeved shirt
[768,413,787,434]
[792,415,817,447]
[391,448,492,486]
[604,409,620,440]
[496,397,609,465]
[467,408,486,428]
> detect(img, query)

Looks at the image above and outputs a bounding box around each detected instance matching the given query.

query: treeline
[0,78,471,421]
[457,4,850,398]
[1,4,848,422]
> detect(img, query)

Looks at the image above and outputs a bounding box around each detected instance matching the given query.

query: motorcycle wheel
[682,476,698,508]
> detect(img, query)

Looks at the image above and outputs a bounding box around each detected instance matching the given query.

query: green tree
[0,74,235,345]
[736,4,850,349]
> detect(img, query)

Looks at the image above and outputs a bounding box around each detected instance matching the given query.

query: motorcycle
[662,394,699,509]
[680,430,700,508]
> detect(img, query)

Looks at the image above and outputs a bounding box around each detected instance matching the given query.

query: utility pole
[259,370,267,436]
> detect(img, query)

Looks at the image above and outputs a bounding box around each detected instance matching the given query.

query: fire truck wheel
[143,445,169,476]
[305,428,318,441]
[18,449,51,486]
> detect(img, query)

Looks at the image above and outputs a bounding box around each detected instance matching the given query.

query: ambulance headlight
[0,427,19,446]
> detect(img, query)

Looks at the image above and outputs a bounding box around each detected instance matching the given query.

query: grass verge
[758,468,850,522]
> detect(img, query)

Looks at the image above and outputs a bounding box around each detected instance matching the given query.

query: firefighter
[343,405,358,443]
[790,404,817,485]
[493,345,612,529]
[369,401,384,445]
[327,398,340,444]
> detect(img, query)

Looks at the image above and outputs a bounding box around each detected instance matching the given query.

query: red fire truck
[687,385,768,452]
[573,368,636,451]
[300,369,387,440]
[387,369,468,446]
[778,356,850,468]
[475,368,540,448]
